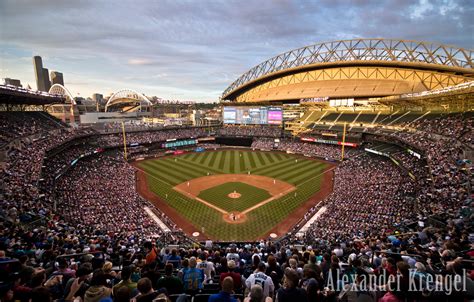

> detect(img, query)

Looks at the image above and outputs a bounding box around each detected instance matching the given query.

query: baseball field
[134,149,334,241]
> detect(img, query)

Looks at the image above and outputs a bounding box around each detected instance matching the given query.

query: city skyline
[1,0,473,102]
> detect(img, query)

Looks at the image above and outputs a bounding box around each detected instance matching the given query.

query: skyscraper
[33,56,46,91]
[50,71,64,86]
[42,68,51,91]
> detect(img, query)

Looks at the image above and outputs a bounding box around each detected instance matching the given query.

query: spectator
[244,284,273,302]
[220,260,243,292]
[276,269,307,302]
[246,263,274,299]
[133,277,159,302]
[112,265,137,298]
[181,257,204,293]
[209,276,238,302]
[84,270,112,302]
[156,263,183,295]
[197,253,215,282]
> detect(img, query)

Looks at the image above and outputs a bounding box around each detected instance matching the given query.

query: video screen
[267,108,282,124]
[223,106,282,125]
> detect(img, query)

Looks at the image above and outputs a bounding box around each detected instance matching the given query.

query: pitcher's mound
[228,191,241,199]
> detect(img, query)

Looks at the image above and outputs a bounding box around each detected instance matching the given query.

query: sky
[0,0,472,102]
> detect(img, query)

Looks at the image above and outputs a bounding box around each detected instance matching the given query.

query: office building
[92,93,104,104]
[33,56,47,91]
[33,56,60,91]
[3,78,22,87]
[43,68,51,91]
[50,71,64,86]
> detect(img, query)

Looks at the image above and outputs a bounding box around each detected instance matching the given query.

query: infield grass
[198,182,271,212]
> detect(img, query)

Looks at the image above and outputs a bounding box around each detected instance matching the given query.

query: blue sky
[0,0,472,102]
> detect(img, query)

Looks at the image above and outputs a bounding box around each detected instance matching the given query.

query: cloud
[0,0,472,101]
[128,58,158,66]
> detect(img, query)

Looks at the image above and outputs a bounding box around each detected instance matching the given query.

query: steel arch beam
[49,84,76,105]
[105,88,152,112]
[222,38,473,100]
[231,66,472,102]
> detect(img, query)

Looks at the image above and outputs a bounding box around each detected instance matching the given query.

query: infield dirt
[173,174,295,198]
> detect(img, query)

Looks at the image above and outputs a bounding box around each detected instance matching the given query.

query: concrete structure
[50,71,64,86]
[222,39,474,103]
[33,56,47,91]
[3,78,22,87]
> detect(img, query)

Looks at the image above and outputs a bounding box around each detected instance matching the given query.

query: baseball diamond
[134,149,335,241]
[195,182,272,212]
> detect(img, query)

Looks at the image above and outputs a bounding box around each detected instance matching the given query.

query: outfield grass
[137,149,330,241]
[197,182,271,212]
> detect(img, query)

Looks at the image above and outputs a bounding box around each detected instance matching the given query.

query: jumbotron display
[223,106,282,125]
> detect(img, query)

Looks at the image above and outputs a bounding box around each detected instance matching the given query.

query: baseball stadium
[1,5,474,301]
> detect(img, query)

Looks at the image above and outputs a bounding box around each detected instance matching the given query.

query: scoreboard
[223,106,282,125]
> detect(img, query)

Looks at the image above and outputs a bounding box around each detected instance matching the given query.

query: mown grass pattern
[197,182,271,212]
[138,150,328,241]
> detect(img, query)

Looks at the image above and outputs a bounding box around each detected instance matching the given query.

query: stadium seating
[0,111,66,145]
[0,109,472,301]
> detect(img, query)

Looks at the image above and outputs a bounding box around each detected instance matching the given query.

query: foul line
[241,186,295,214]
[297,165,337,187]
[240,165,336,215]
[173,186,228,214]
[133,165,173,187]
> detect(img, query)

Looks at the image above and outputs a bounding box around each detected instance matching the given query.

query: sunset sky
[0,0,472,102]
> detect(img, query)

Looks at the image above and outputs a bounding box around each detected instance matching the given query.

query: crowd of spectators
[42,142,98,182]
[218,125,282,138]
[1,223,472,301]
[0,112,65,145]
[301,153,417,243]
[251,138,359,160]
[100,122,167,133]
[96,128,213,147]
[0,111,472,301]
[1,125,95,228]
[386,130,471,219]
[389,151,429,179]
[53,151,166,238]
[195,144,221,150]
[406,113,473,146]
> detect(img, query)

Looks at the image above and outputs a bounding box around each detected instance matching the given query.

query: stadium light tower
[121,122,128,160]
[341,123,347,161]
